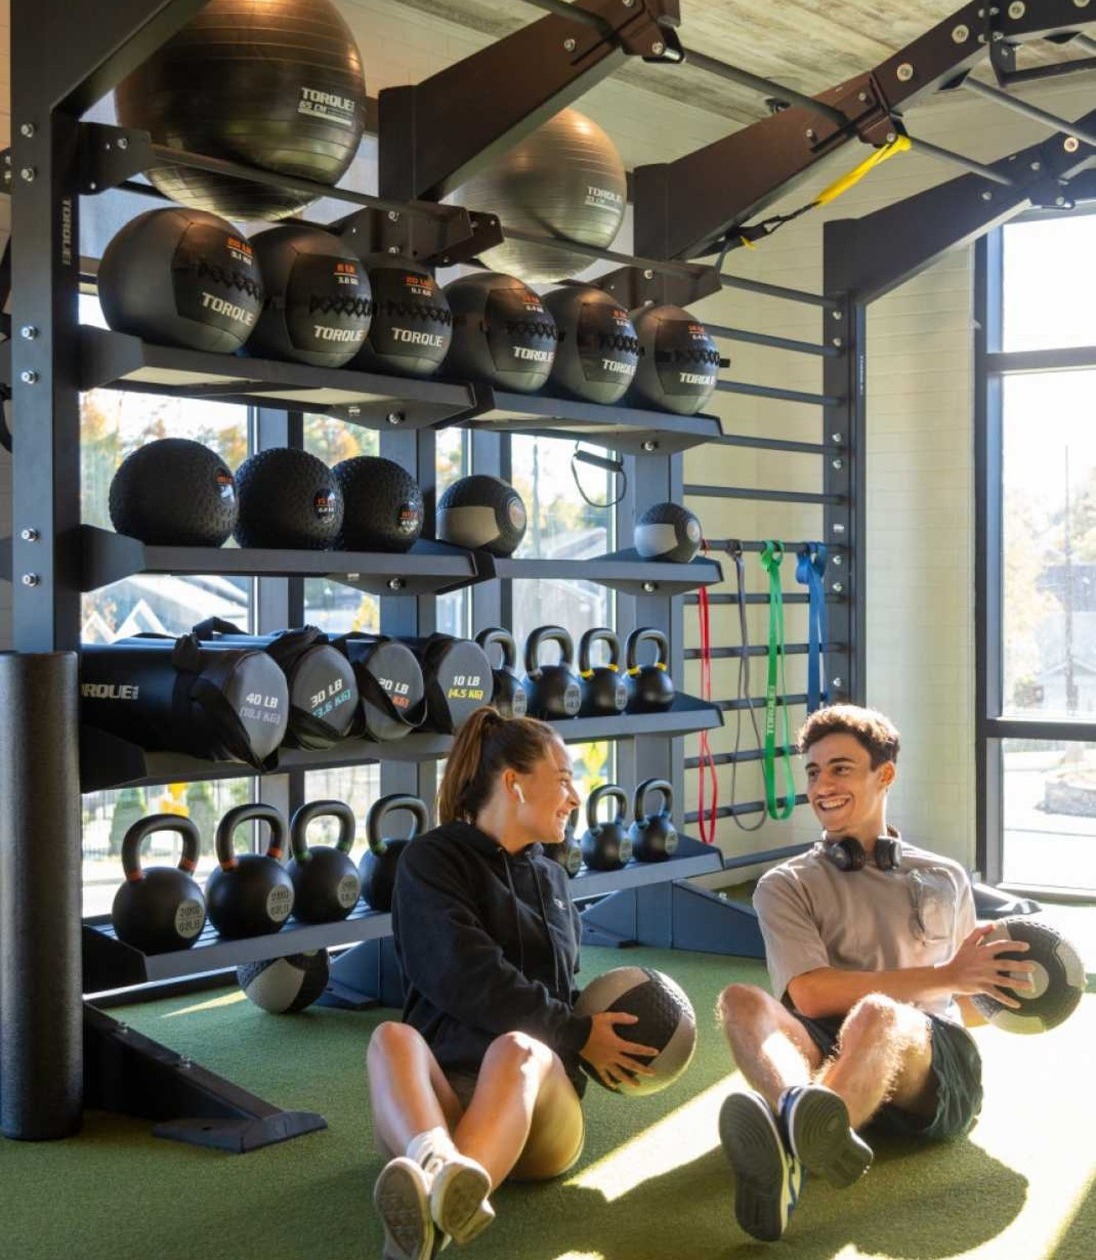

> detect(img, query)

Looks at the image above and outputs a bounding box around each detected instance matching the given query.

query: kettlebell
[476,626,528,719]
[205,803,295,939]
[522,625,584,719]
[625,627,675,713]
[578,628,630,717]
[542,806,583,878]
[287,799,361,924]
[580,785,633,872]
[358,794,430,913]
[111,814,207,954]
[629,779,679,863]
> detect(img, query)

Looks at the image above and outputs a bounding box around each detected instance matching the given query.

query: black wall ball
[628,305,721,416]
[234,448,343,549]
[114,0,367,221]
[246,225,372,367]
[634,503,703,564]
[98,208,264,353]
[436,475,527,557]
[333,456,424,552]
[448,108,627,283]
[237,950,331,1013]
[344,252,453,378]
[109,438,237,546]
[543,286,638,404]
[443,272,558,393]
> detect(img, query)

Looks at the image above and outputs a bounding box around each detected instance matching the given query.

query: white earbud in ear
[514,784,526,804]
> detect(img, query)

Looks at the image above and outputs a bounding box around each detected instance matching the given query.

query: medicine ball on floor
[238,950,331,1013]
[246,225,372,367]
[443,272,558,393]
[332,456,424,552]
[628,305,721,416]
[574,966,697,1095]
[344,251,453,378]
[234,448,342,549]
[971,916,1085,1033]
[436,475,527,556]
[114,0,367,221]
[543,286,638,404]
[109,438,237,546]
[635,502,703,564]
[97,208,264,353]
[448,108,627,283]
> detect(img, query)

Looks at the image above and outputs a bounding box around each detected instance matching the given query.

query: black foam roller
[0,652,83,1139]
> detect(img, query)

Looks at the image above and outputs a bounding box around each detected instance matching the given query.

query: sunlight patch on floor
[161,989,248,1017]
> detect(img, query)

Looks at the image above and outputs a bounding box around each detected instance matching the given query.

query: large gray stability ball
[114,0,367,222]
[448,108,627,283]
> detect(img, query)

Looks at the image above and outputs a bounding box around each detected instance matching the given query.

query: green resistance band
[760,541,796,820]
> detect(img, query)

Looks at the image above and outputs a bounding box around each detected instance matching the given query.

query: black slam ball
[634,503,703,564]
[436,475,527,557]
[443,272,558,393]
[333,456,424,553]
[97,207,264,353]
[114,0,367,221]
[246,225,372,368]
[343,250,453,378]
[234,448,343,550]
[629,305,721,416]
[109,438,237,546]
[543,286,638,404]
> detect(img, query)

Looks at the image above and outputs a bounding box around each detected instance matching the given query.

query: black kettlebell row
[543,779,679,876]
[110,794,431,954]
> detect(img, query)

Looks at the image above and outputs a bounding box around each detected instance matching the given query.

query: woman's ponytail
[437,706,555,824]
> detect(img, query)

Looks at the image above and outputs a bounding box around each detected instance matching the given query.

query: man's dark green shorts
[793,1010,983,1140]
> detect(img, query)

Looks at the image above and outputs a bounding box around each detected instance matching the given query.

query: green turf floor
[2,939,1095,1260]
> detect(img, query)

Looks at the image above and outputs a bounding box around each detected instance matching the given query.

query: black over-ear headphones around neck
[822,828,902,872]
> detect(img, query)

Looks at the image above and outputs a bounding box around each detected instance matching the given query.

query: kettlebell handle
[626,627,670,673]
[525,625,575,676]
[367,793,430,856]
[214,803,288,870]
[632,778,674,823]
[289,799,356,862]
[121,814,202,881]
[475,626,518,672]
[585,783,628,831]
[578,627,622,674]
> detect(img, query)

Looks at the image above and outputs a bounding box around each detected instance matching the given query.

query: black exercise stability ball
[333,456,424,553]
[448,108,627,283]
[238,950,331,1013]
[234,448,343,550]
[436,475,527,557]
[246,225,372,367]
[628,305,721,416]
[111,815,208,954]
[114,0,367,221]
[205,803,295,939]
[109,438,237,547]
[344,251,453,378]
[98,208,264,353]
[635,502,703,564]
[443,272,559,393]
[543,286,638,404]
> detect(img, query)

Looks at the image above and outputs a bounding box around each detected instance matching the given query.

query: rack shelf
[481,547,723,596]
[78,694,724,792]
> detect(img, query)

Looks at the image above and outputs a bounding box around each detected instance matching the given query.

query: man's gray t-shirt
[753,840,976,1021]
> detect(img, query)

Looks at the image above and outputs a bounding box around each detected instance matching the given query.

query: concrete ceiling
[383,0,1094,126]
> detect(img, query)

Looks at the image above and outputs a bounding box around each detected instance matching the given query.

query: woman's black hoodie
[391,820,592,1095]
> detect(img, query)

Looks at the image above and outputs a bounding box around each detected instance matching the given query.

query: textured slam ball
[114,0,367,221]
[109,438,237,546]
[543,286,638,404]
[971,917,1086,1034]
[234,448,342,549]
[334,456,424,553]
[436,475,527,557]
[629,305,721,416]
[237,950,331,1014]
[635,502,703,564]
[246,225,372,368]
[346,253,453,378]
[97,208,264,354]
[443,273,558,393]
[574,966,697,1096]
[448,108,627,283]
